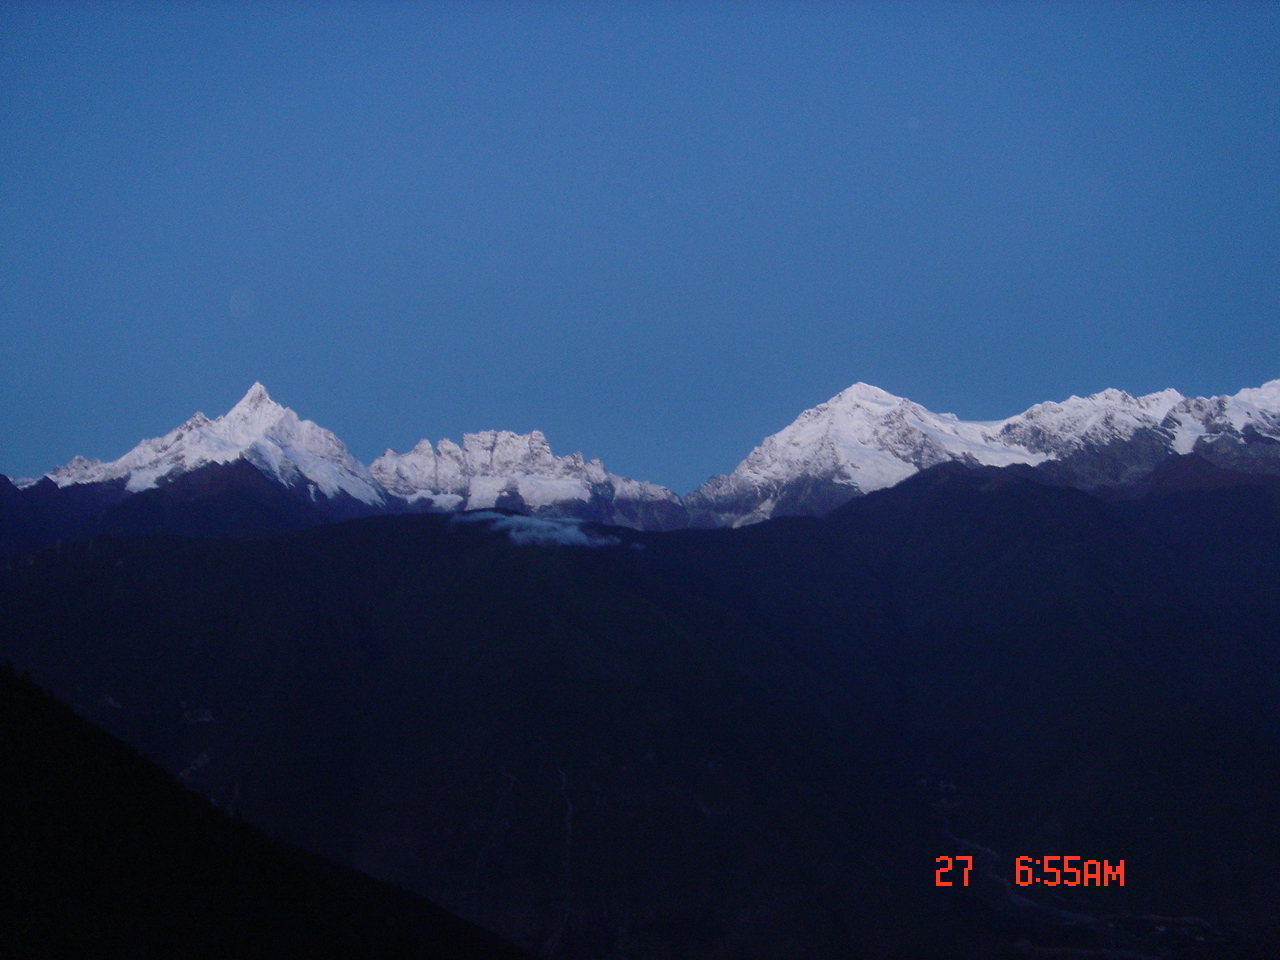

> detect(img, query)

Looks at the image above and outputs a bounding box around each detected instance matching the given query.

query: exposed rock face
[371,430,686,530]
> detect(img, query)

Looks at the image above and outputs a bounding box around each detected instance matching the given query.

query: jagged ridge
[688,379,1280,525]
[41,383,385,507]
[20,384,684,531]
[12,378,1280,533]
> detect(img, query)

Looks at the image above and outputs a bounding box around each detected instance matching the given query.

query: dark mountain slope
[0,518,912,958]
[0,460,333,558]
[1,474,130,555]
[95,457,338,537]
[0,474,31,556]
[1,459,1277,957]
[0,662,532,960]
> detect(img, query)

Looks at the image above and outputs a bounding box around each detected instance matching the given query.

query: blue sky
[2,2,1277,493]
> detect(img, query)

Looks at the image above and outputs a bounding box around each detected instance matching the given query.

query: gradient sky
[2,2,1277,493]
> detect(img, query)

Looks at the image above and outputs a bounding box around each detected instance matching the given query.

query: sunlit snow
[44,383,386,505]
[693,379,1280,519]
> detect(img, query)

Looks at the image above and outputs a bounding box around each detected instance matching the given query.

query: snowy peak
[703,381,1042,497]
[220,382,288,438]
[1161,379,1280,454]
[691,379,1280,524]
[234,381,273,409]
[829,381,905,409]
[1235,378,1280,408]
[370,429,680,514]
[43,385,385,506]
[996,386,1188,455]
[462,430,565,478]
[27,376,1280,533]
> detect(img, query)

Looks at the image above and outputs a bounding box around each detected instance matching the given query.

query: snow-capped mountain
[18,384,684,534]
[371,430,684,527]
[688,380,1280,525]
[994,381,1280,457]
[6,378,1279,548]
[44,383,386,507]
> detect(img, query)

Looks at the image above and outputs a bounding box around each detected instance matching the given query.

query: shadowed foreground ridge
[1,458,1278,957]
[0,662,532,960]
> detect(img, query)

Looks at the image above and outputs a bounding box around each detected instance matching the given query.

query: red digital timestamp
[935,856,1125,887]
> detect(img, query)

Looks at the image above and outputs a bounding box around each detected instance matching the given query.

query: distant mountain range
[3,378,1278,550]
[4,378,1280,956]
[690,379,1280,524]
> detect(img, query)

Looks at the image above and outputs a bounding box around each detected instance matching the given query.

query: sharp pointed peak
[224,382,285,420]
[239,381,273,404]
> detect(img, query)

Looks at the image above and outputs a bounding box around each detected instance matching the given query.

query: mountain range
[3,378,1279,957]
[3,378,1279,552]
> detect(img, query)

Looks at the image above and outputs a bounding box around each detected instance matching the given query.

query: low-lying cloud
[450,511,622,548]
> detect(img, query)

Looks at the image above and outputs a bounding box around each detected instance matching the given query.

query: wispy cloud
[450,511,621,548]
